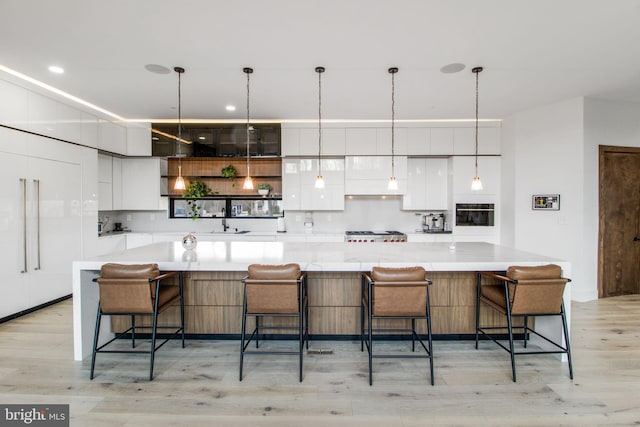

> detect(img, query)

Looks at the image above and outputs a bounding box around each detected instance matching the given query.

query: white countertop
[74,241,564,272]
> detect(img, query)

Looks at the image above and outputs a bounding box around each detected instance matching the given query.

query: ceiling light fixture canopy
[242,67,254,190]
[315,66,326,189]
[471,66,483,191]
[173,66,186,191]
[388,67,399,191]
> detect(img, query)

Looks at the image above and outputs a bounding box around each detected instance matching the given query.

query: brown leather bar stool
[475,264,573,381]
[361,266,434,385]
[239,263,308,382]
[90,263,185,380]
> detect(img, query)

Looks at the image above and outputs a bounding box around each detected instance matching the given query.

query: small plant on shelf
[257,183,272,195]
[221,164,237,187]
[183,180,214,220]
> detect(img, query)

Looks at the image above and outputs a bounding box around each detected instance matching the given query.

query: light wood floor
[1,296,639,426]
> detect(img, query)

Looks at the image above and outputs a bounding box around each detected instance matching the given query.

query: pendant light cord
[390,67,397,177]
[245,68,251,176]
[318,67,323,176]
[178,71,182,144]
[474,68,479,176]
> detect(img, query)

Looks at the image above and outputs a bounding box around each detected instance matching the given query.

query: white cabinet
[98,154,113,211]
[345,128,406,155]
[430,128,454,155]
[404,128,430,155]
[126,125,152,156]
[112,157,123,210]
[282,158,345,210]
[403,157,448,210]
[282,128,345,156]
[344,155,407,195]
[345,128,377,154]
[453,127,500,155]
[121,158,165,210]
[0,151,81,318]
[98,120,127,155]
[452,156,501,197]
[0,78,29,128]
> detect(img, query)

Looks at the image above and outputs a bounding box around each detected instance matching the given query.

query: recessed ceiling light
[48,65,64,74]
[440,63,466,74]
[144,64,171,74]
[226,105,236,111]
[199,136,206,140]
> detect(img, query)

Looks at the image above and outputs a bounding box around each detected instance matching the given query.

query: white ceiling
[2,0,640,122]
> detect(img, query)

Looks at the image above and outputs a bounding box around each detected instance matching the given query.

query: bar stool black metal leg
[131,314,136,348]
[240,292,247,381]
[475,273,481,349]
[90,304,102,380]
[411,318,416,352]
[561,302,574,379]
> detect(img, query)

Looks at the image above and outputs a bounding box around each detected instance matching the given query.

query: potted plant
[221,164,237,187]
[183,180,213,220]
[257,183,272,196]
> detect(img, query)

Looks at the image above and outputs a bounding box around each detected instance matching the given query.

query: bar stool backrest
[370,266,428,317]
[246,263,302,314]
[506,264,568,315]
[97,263,160,314]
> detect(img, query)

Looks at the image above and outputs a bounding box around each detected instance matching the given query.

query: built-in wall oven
[455,203,495,226]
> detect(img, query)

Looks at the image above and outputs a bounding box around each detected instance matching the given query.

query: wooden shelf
[167,157,282,196]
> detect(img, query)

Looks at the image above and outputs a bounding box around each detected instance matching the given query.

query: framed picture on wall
[532,194,560,210]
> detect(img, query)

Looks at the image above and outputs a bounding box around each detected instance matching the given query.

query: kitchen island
[72,241,570,360]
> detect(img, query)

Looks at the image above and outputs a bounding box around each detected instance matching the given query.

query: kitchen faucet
[221,208,230,232]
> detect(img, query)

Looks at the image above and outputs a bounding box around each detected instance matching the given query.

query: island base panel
[111,271,525,336]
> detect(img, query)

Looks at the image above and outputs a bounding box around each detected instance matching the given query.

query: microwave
[455,203,495,226]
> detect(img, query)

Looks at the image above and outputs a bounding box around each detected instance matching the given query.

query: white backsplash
[100,196,449,235]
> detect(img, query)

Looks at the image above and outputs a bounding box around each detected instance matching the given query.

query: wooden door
[599,145,640,297]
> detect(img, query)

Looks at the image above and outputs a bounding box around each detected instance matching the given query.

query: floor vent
[307,349,334,355]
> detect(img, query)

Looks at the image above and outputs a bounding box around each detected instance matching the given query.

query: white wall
[502,98,589,300]
[503,97,640,302]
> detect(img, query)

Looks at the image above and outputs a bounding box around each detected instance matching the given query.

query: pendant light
[471,66,483,191]
[173,66,186,191]
[315,66,326,189]
[242,67,254,190]
[387,67,399,191]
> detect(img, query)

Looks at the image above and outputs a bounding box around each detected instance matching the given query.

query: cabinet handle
[20,178,27,273]
[33,179,41,270]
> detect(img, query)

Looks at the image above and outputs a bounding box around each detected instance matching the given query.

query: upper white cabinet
[121,158,166,210]
[404,128,430,155]
[284,124,500,157]
[453,127,500,155]
[0,78,29,128]
[112,157,123,210]
[430,128,454,155]
[282,158,345,210]
[344,155,407,195]
[345,128,406,155]
[98,120,127,155]
[402,157,449,210]
[80,112,98,148]
[98,154,113,211]
[282,127,346,156]
[126,125,152,156]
